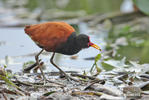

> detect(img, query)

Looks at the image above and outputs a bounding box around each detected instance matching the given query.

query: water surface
[0,25,103,72]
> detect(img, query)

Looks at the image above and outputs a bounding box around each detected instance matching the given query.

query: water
[0,25,103,72]
[0,24,149,73]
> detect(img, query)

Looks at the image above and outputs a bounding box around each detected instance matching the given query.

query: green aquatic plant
[90,54,102,76]
[133,0,149,16]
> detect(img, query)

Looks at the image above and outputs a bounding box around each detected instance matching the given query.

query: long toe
[65,74,79,83]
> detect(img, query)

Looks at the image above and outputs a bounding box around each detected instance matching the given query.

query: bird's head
[76,34,101,51]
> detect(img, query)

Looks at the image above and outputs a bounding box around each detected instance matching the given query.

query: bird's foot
[39,75,48,85]
[43,78,47,85]
[60,72,79,83]
[65,75,73,83]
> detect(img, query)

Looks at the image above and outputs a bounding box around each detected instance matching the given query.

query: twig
[31,84,61,88]
[71,73,99,80]
[2,92,7,100]
[14,76,66,87]
[32,71,78,76]
[0,88,17,95]
[0,75,29,96]
[84,80,105,90]
[85,84,123,96]
[88,11,145,26]
[71,91,103,96]
[46,79,66,87]
[0,88,24,96]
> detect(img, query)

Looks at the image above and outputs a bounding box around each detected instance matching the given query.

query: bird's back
[24,22,75,51]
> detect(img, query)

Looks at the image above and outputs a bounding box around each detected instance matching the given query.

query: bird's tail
[24,25,31,35]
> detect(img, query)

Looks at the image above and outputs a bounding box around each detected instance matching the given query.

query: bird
[24,22,101,81]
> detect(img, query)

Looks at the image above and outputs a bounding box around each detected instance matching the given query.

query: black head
[75,34,101,51]
[75,34,90,49]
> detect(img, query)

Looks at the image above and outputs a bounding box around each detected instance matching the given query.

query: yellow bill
[89,42,101,51]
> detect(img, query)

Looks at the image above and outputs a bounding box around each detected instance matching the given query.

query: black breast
[55,32,81,55]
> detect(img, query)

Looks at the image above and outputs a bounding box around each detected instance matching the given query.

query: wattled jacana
[24,22,101,81]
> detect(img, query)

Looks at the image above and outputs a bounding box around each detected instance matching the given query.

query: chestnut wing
[24,22,75,51]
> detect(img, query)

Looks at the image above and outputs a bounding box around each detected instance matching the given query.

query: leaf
[0,75,20,90]
[133,0,149,15]
[43,91,56,96]
[4,65,7,69]
[71,91,103,96]
[96,65,101,74]
[90,54,101,74]
[100,94,124,100]
[86,84,123,96]
[0,67,6,76]
[103,57,127,68]
[93,65,102,76]
[23,61,35,69]
[101,62,115,71]
[95,54,101,62]
[90,63,96,74]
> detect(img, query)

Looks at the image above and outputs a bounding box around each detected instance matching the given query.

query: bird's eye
[88,37,91,42]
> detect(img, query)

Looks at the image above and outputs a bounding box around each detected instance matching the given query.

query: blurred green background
[2,0,123,14]
[25,0,123,14]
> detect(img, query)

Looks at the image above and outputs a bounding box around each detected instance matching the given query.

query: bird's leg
[50,52,73,81]
[35,49,46,83]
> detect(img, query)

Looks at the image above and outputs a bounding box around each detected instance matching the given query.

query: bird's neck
[55,32,82,55]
